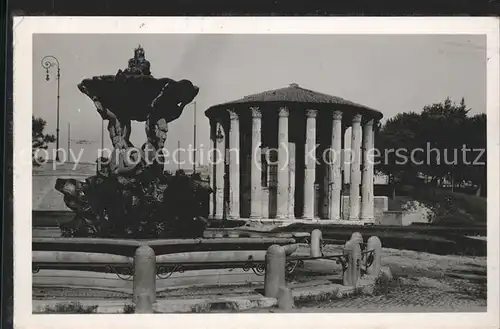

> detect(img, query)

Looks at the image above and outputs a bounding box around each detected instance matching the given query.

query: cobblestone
[291,246,487,312]
[294,275,486,311]
[34,245,487,312]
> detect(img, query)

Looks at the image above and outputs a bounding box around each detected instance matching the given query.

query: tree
[32,116,56,166]
[375,112,422,198]
[376,98,486,196]
[461,113,486,196]
[419,97,470,187]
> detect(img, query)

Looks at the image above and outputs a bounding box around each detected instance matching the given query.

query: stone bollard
[133,246,156,305]
[135,292,153,314]
[380,266,393,281]
[350,232,363,246]
[264,245,286,298]
[310,229,323,257]
[277,286,294,310]
[366,236,382,277]
[342,239,361,286]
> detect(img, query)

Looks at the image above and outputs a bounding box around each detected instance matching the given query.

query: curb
[154,296,277,313]
[33,267,392,313]
[291,275,378,302]
[33,296,278,314]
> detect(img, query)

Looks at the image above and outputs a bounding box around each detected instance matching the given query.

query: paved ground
[34,244,487,312]
[245,246,487,312]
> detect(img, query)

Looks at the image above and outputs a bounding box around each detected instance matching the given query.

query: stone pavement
[290,275,486,312]
[243,247,487,313]
[33,245,487,313]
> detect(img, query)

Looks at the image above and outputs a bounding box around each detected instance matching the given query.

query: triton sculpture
[55,46,209,238]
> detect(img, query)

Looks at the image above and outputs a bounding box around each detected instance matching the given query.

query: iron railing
[32,247,375,280]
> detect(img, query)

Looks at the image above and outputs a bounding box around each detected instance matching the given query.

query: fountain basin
[33,237,298,257]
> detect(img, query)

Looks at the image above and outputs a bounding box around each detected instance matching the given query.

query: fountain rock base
[56,164,210,239]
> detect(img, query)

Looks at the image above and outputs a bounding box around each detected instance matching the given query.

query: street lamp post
[178,140,181,172]
[41,55,61,161]
[193,101,197,174]
[101,119,104,150]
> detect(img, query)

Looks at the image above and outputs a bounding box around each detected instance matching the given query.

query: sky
[33,34,486,169]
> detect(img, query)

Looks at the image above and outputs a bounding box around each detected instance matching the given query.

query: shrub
[43,302,98,314]
[401,200,435,222]
[123,304,135,313]
[410,187,486,224]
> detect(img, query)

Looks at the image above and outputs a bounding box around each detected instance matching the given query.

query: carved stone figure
[58,46,207,238]
[77,46,199,172]
[124,45,151,76]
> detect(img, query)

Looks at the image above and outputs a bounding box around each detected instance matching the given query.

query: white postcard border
[13,16,500,329]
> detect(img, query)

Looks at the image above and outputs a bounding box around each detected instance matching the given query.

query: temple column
[320,119,332,219]
[360,119,375,220]
[303,109,317,220]
[208,119,216,219]
[287,142,296,219]
[250,107,262,219]
[322,160,330,219]
[328,110,343,220]
[276,107,289,219]
[349,114,362,220]
[342,127,349,185]
[340,125,349,219]
[227,110,240,219]
[214,122,226,219]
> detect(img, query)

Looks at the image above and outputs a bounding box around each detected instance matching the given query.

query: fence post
[343,239,361,286]
[366,236,382,277]
[277,286,294,310]
[135,292,154,314]
[133,246,156,306]
[350,232,363,246]
[264,244,286,298]
[310,229,323,257]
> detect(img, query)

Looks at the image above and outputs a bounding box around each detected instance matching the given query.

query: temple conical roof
[206,83,382,119]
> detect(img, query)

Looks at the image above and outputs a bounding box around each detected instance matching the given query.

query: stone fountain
[55,46,209,238]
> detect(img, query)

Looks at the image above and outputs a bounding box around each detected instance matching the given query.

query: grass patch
[294,286,366,308]
[123,303,136,314]
[43,302,98,314]
[190,301,239,313]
